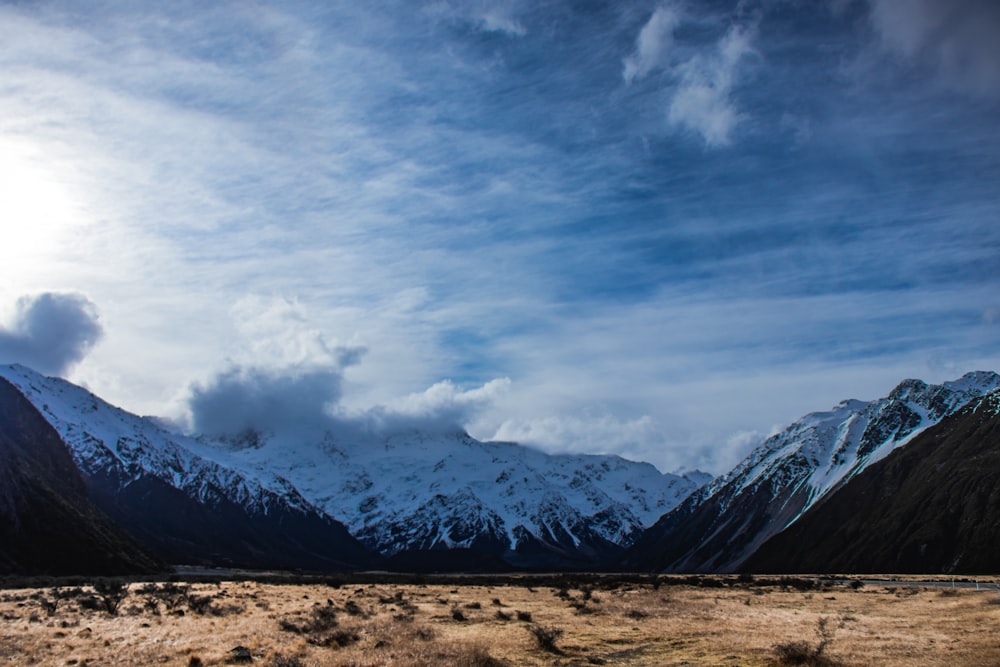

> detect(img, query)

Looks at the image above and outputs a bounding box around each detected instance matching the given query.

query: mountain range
[1,362,998,575]
[0,363,706,573]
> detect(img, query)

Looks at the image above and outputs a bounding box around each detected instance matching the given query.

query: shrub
[527,624,564,654]
[453,646,509,667]
[772,617,843,666]
[774,641,816,665]
[92,579,129,615]
[312,629,360,648]
[186,594,214,615]
[266,655,305,667]
[515,610,532,622]
[279,605,338,634]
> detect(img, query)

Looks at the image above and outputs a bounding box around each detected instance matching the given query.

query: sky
[1,0,999,475]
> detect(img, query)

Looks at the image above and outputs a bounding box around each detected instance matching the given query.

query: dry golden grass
[1,576,999,666]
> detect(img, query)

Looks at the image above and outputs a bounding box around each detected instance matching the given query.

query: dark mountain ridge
[0,378,161,575]
[743,390,1000,574]
[623,372,1000,573]
[0,369,374,575]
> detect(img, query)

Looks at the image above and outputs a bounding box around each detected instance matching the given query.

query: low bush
[527,624,564,654]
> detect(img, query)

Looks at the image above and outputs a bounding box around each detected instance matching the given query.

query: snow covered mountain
[0,376,161,575]
[0,364,372,571]
[625,371,1000,573]
[0,364,708,570]
[743,388,1000,574]
[212,426,710,568]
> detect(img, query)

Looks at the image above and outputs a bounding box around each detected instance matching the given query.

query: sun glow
[0,137,90,277]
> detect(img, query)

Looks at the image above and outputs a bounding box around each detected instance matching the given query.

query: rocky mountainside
[0,377,161,575]
[0,365,373,572]
[0,364,708,571]
[743,389,1000,574]
[624,371,1000,573]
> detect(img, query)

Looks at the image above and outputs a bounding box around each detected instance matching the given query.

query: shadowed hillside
[745,391,1000,574]
[0,378,161,575]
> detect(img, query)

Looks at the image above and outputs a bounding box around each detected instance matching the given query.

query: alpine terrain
[0,364,708,572]
[0,365,373,573]
[0,377,161,575]
[624,371,1000,573]
[744,388,1000,573]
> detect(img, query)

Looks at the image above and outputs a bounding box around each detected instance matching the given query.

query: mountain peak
[625,370,1000,573]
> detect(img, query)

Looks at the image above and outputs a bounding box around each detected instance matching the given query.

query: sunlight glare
[0,137,89,276]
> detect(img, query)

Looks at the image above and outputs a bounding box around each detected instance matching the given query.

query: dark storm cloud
[188,357,508,441]
[188,365,347,438]
[0,293,102,376]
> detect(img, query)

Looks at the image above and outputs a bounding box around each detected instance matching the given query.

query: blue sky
[1,0,998,474]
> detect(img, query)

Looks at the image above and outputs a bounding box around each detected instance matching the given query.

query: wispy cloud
[667,23,756,146]
[622,3,756,146]
[867,0,1000,98]
[623,4,681,84]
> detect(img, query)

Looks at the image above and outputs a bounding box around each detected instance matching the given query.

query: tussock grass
[1,576,1000,665]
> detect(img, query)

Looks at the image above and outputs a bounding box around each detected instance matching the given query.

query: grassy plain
[1,574,999,666]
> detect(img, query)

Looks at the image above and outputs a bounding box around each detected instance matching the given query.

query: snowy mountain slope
[0,364,709,569]
[744,389,1000,574]
[0,364,372,570]
[214,427,710,565]
[625,371,1000,573]
[0,377,162,575]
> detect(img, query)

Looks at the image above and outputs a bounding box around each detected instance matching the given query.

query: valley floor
[1,575,999,666]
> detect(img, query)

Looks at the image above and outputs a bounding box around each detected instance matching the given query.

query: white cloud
[227,295,366,372]
[492,412,661,458]
[623,4,681,84]
[386,377,511,418]
[478,10,527,36]
[668,24,755,146]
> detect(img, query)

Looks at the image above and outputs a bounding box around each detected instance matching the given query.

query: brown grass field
[1,574,999,666]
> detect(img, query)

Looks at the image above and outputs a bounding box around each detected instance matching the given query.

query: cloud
[623,4,681,84]
[492,412,662,459]
[369,377,511,433]
[867,0,1000,97]
[227,294,367,371]
[668,23,755,146]
[478,10,527,36]
[188,365,510,442]
[188,365,346,438]
[426,1,527,36]
[187,294,509,439]
[0,293,102,376]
